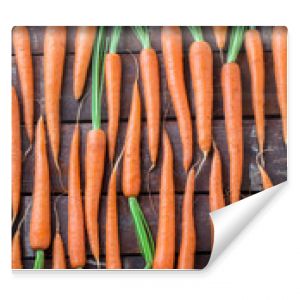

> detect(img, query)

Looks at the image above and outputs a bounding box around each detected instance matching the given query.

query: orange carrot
[105,26,122,163]
[272,26,287,144]
[178,168,196,269]
[258,164,273,190]
[12,87,22,223]
[30,116,50,269]
[213,26,228,62]
[222,26,245,203]
[84,27,107,267]
[106,155,123,269]
[85,129,106,267]
[52,232,66,269]
[133,26,160,167]
[188,27,213,160]
[12,229,22,269]
[44,26,67,171]
[245,28,265,154]
[12,26,34,144]
[209,144,225,212]
[153,129,175,269]
[161,26,193,172]
[222,63,243,203]
[73,26,97,100]
[68,124,86,268]
[122,79,154,268]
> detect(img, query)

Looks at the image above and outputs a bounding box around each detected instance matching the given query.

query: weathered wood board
[11,26,287,269]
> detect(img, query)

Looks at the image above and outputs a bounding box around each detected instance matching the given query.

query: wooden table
[12,26,287,269]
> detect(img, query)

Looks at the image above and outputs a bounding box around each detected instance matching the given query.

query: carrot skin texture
[12,26,34,144]
[44,26,67,169]
[178,168,196,269]
[105,53,122,163]
[140,48,161,166]
[30,116,51,250]
[85,129,106,263]
[68,124,86,268]
[245,29,265,154]
[12,87,22,222]
[106,167,122,269]
[161,26,193,171]
[209,145,225,212]
[153,130,175,269]
[221,63,243,203]
[272,26,287,144]
[189,41,213,154]
[52,232,66,269]
[122,81,141,197]
[213,26,228,50]
[12,230,23,269]
[73,26,97,100]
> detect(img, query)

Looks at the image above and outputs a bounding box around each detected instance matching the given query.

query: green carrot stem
[109,26,122,53]
[33,250,44,269]
[128,197,154,269]
[227,26,246,63]
[188,26,204,42]
[92,27,106,130]
[132,26,151,49]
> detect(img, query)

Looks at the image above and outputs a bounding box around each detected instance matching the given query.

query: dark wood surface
[12,26,287,270]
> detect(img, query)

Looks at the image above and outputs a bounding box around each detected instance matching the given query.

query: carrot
[133,26,160,168]
[52,195,67,270]
[178,168,196,269]
[221,26,245,203]
[272,26,287,144]
[85,27,107,267]
[106,151,123,269]
[256,153,273,190]
[73,26,97,100]
[12,87,22,224]
[213,26,228,62]
[161,26,193,172]
[30,116,51,269]
[105,26,122,163]
[209,143,225,212]
[68,124,86,268]
[245,28,265,155]
[188,27,213,170]
[44,26,67,171]
[12,229,22,269]
[123,79,155,269]
[153,129,175,269]
[52,232,66,269]
[12,26,34,144]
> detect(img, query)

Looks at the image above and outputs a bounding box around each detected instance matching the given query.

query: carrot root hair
[147,163,158,217]
[23,143,33,162]
[195,151,208,178]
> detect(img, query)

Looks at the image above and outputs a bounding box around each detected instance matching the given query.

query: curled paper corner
[206,182,287,268]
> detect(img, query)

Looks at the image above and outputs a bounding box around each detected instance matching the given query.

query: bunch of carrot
[12,25,285,270]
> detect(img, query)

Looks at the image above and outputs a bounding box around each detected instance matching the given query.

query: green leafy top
[227,26,245,63]
[91,27,106,130]
[132,26,151,49]
[109,26,122,53]
[188,26,204,42]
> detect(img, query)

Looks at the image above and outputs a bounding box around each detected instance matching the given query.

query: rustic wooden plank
[12,52,279,124]
[11,26,274,55]
[21,120,287,194]
[19,194,211,257]
[20,254,210,269]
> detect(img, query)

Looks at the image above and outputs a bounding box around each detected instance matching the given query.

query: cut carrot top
[109,26,122,54]
[132,26,151,49]
[188,26,203,42]
[227,26,245,63]
[92,27,106,130]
